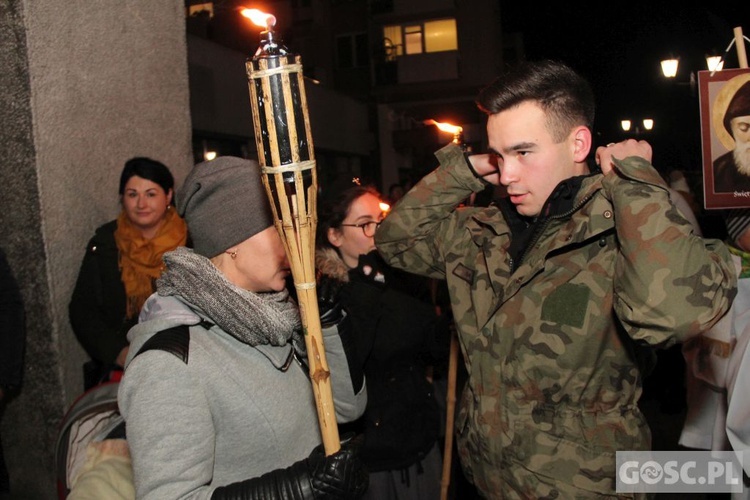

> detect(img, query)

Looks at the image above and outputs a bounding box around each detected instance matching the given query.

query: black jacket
[316,248,451,472]
[69,221,133,366]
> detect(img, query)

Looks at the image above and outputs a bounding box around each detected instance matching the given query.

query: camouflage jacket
[375,143,737,498]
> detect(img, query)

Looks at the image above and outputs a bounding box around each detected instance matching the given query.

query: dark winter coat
[316,247,451,472]
[375,143,737,497]
[69,221,133,366]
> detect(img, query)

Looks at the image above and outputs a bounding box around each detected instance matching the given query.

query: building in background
[183,0,515,194]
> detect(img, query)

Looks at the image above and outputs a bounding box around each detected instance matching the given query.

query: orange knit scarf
[114,208,188,319]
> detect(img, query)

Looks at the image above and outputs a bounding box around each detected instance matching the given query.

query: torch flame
[241,8,276,29]
[425,119,463,135]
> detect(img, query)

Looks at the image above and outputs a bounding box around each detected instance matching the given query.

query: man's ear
[572,126,592,163]
[327,227,343,248]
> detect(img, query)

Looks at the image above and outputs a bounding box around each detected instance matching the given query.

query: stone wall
[0,1,192,497]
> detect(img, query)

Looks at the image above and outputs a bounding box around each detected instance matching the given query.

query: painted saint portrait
[700,68,750,209]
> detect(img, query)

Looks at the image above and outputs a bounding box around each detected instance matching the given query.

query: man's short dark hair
[476,60,595,143]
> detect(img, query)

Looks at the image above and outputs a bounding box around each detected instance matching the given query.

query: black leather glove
[317,273,344,327]
[348,250,388,287]
[211,433,369,500]
[306,433,368,499]
[317,274,365,393]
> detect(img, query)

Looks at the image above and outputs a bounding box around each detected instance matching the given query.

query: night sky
[200,1,746,174]
[501,2,747,168]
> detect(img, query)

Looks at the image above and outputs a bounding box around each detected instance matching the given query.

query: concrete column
[0,1,192,496]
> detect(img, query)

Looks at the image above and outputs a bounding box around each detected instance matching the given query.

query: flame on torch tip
[379,202,391,212]
[424,119,463,135]
[240,8,276,29]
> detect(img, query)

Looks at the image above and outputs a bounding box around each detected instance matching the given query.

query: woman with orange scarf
[69,157,187,388]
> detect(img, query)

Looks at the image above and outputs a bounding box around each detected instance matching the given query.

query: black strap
[104,420,126,440]
[135,324,192,364]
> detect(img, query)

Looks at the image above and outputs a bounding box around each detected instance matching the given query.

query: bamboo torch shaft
[440,331,459,500]
[246,31,340,455]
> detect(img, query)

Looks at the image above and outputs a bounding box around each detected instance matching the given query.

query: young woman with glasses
[316,184,452,500]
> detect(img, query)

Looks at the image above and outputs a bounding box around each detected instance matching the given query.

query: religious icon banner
[700,67,750,209]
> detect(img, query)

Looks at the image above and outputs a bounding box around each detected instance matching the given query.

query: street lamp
[620,118,653,135]
[707,55,725,72]
[660,58,679,78]
[660,53,726,96]
[660,54,725,78]
[661,26,748,80]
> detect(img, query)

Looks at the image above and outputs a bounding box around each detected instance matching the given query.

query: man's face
[486,101,587,217]
[732,115,750,176]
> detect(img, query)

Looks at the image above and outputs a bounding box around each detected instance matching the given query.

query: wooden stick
[440,330,459,500]
[247,53,341,455]
[735,27,748,68]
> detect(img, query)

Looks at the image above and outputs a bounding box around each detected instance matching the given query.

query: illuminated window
[383,18,456,58]
[383,25,402,60]
[424,19,457,52]
[404,25,423,55]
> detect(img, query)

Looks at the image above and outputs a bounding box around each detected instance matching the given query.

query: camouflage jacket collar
[500,171,600,267]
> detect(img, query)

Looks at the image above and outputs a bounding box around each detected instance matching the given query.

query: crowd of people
[15,57,746,499]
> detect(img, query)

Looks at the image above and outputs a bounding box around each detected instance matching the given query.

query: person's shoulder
[87,220,118,250]
[94,220,118,236]
[126,295,202,363]
[315,247,349,282]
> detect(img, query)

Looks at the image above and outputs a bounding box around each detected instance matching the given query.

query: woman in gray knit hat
[118,156,368,499]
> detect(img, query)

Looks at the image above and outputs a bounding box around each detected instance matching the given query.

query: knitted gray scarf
[157,247,302,349]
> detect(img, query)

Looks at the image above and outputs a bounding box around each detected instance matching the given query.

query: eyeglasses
[340,220,381,237]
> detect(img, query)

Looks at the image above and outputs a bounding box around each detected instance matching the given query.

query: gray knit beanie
[178,156,274,258]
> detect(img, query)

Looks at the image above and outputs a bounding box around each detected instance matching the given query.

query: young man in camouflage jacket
[374,60,737,498]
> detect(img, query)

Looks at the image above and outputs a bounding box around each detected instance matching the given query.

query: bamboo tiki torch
[428,120,464,500]
[243,9,340,455]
